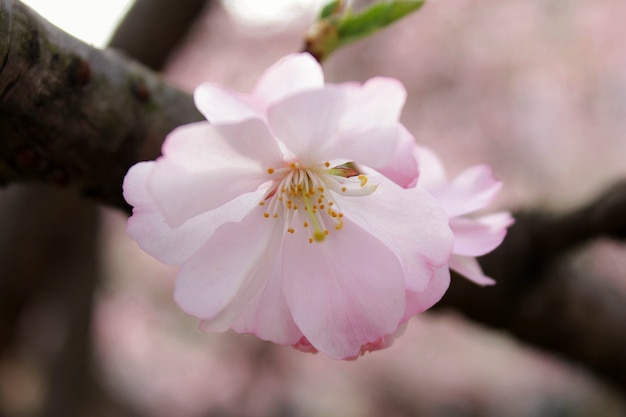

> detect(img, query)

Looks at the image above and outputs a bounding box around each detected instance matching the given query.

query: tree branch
[0,0,202,210]
[439,181,626,393]
[108,0,211,69]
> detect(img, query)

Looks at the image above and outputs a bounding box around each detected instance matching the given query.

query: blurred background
[2,0,626,416]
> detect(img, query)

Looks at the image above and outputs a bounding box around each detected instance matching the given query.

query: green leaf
[319,0,343,19]
[336,1,425,47]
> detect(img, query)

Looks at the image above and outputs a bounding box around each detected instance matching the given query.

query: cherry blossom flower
[416,146,514,285]
[123,54,455,360]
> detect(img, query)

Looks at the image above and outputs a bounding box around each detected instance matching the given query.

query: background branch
[108,0,211,69]
[439,181,626,393]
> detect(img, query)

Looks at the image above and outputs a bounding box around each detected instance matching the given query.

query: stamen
[301,189,326,242]
[260,161,366,242]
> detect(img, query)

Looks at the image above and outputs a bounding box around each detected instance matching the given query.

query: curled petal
[124,162,267,265]
[403,265,451,322]
[451,212,514,257]
[338,176,454,292]
[449,255,496,286]
[149,120,282,226]
[429,165,503,218]
[375,125,420,188]
[194,83,263,124]
[174,206,285,323]
[253,53,324,105]
[282,218,406,360]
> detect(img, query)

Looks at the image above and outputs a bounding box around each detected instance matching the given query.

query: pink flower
[122,54,454,359]
[415,146,514,285]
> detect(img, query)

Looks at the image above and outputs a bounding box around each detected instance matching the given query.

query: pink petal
[194,83,263,124]
[124,162,267,264]
[335,124,401,171]
[415,145,447,189]
[266,88,346,164]
[430,165,503,218]
[376,125,420,188]
[451,212,514,257]
[448,255,496,286]
[216,258,304,346]
[149,120,282,226]
[402,265,451,321]
[174,206,285,323]
[253,53,324,105]
[340,77,407,130]
[338,176,454,292]
[281,218,406,360]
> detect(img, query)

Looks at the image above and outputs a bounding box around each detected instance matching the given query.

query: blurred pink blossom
[122,53,455,359]
[416,146,514,285]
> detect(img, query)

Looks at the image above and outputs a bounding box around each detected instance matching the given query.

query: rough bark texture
[0,0,202,210]
[0,1,206,416]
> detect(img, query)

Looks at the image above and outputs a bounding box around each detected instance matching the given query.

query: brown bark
[0,0,202,211]
[108,0,211,70]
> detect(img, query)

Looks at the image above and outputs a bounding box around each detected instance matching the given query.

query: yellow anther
[273,213,278,218]
[303,222,309,228]
[259,201,265,206]
[358,175,368,187]
[341,187,347,192]
[335,222,343,230]
[309,238,314,244]
[263,213,270,218]
[324,161,330,168]
[288,227,295,234]
[267,168,275,174]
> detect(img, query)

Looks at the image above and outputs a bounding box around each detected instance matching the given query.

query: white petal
[267,88,347,164]
[149,120,282,226]
[282,218,406,360]
[126,162,266,264]
[340,77,407,131]
[253,53,324,104]
[174,206,285,322]
[194,83,263,124]
[415,145,448,189]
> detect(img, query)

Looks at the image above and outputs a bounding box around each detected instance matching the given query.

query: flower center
[260,161,376,243]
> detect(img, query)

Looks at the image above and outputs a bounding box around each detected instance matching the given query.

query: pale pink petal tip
[449,255,496,286]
